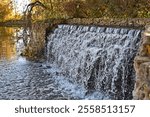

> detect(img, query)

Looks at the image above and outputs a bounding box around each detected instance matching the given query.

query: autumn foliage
[1,0,150,22]
[0,1,13,21]
[30,0,150,19]
[62,0,150,18]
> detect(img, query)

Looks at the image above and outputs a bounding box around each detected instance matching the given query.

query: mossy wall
[66,18,150,28]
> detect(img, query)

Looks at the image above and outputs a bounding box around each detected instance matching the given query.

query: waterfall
[47,24,141,99]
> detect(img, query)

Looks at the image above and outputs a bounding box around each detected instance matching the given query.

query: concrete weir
[46,24,142,99]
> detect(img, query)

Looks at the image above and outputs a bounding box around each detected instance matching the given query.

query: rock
[133,25,150,100]
[46,65,51,68]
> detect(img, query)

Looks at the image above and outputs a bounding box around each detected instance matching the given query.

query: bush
[63,0,87,18]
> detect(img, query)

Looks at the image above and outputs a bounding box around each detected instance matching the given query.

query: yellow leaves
[0,0,13,21]
[146,45,150,55]
[1,0,149,21]
[138,11,150,18]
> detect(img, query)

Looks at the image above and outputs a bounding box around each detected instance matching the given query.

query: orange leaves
[0,0,13,21]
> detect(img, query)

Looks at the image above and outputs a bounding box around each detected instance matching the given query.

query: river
[0,27,104,100]
[0,27,63,99]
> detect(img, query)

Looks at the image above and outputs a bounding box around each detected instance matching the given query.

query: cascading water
[47,24,141,99]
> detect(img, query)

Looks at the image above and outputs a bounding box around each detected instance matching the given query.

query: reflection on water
[0,27,25,60]
[0,27,17,60]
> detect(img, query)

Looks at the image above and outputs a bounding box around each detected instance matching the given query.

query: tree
[24,0,48,21]
[63,0,87,18]
[0,0,13,21]
[85,0,107,18]
[12,0,150,20]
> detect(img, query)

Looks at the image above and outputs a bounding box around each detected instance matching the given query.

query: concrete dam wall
[46,24,142,99]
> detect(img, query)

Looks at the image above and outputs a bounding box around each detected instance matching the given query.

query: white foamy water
[47,25,141,99]
[45,63,110,100]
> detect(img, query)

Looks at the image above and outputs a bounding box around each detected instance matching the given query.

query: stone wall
[66,18,150,28]
[133,26,150,100]
[24,22,49,60]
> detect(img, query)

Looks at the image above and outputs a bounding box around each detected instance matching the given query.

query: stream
[0,27,103,100]
[0,25,141,100]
